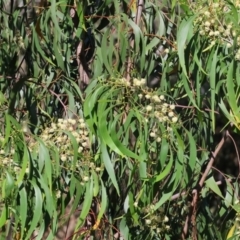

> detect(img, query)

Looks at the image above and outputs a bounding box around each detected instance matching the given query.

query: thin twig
[181,131,227,239]
[170,180,226,201]
[48,89,67,114]
[199,132,227,187]
[226,131,240,179]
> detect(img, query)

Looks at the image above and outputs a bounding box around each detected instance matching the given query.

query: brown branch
[144,33,176,48]
[170,180,226,201]
[48,89,67,114]
[126,0,144,81]
[181,131,227,240]
[199,132,227,187]
[136,0,143,26]
[226,131,240,179]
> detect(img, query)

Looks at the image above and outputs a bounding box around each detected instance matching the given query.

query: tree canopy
[1,0,240,239]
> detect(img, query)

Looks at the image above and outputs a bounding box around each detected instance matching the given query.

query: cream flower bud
[71,119,76,125]
[163,103,168,107]
[83,176,89,182]
[152,95,160,102]
[204,11,210,17]
[57,137,62,142]
[204,21,210,27]
[56,190,61,198]
[79,118,84,123]
[164,216,169,222]
[159,95,165,100]
[163,116,168,122]
[146,105,152,112]
[78,146,83,153]
[145,94,151,99]
[164,48,169,53]
[14,166,20,172]
[133,79,141,86]
[209,31,214,36]
[172,117,178,123]
[140,78,146,85]
[150,132,156,137]
[80,123,86,128]
[145,219,151,225]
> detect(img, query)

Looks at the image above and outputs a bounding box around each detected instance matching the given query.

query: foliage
[1,0,240,239]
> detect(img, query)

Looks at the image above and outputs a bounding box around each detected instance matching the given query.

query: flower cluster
[0,117,102,181]
[192,0,240,59]
[117,77,178,124]
[116,77,178,146]
[0,137,18,171]
[133,78,146,87]
[37,118,90,159]
[139,204,171,234]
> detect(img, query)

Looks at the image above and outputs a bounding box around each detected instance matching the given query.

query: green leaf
[205,176,223,198]
[110,113,140,160]
[92,170,100,197]
[100,142,120,195]
[101,30,113,74]
[0,206,7,228]
[4,171,15,198]
[153,191,173,211]
[38,173,55,218]
[25,181,43,239]
[98,106,125,157]
[209,47,218,132]
[225,180,233,208]
[16,145,28,185]
[53,28,65,71]
[19,186,27,239]
[159,138,169,166]
[74,179,93,234]
[226,61,240,119]
[96,180,107,221]
[50,0,66,38]
[187,130,197,172]
[119,217,129,240]
[152,153,173,184]
[177,16,195,77]
[37,139,52,192]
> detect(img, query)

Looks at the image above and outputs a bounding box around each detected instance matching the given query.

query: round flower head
[146,105,152,112]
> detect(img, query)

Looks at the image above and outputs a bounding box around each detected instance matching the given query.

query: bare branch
[181,131,227,239]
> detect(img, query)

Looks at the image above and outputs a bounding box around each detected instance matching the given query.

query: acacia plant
[0,0,240,239]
